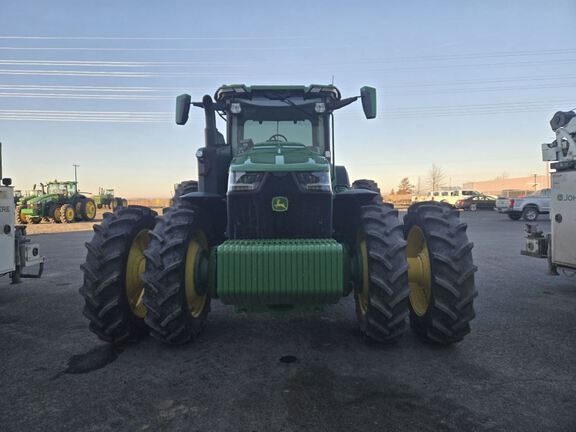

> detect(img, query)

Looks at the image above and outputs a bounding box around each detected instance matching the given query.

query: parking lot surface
[1,211,575,431]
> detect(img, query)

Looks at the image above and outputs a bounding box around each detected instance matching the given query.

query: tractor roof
[214,84,341,101]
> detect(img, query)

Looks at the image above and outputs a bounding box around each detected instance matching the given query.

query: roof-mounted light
[230,103,242,114]
[315,103,326,113]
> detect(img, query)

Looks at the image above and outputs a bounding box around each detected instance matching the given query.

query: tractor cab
[46,181,78,197]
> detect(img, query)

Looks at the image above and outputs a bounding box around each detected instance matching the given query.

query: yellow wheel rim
[184,233,208,318]
[20,210,28,223]
[54,207,61,222]
[357,237,369,315]
[125,229,149,318]
[406,226,432,316]
[86,201,96,219]
[65,207,75,222]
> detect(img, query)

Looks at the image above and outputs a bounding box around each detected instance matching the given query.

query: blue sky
[0,0,574,197]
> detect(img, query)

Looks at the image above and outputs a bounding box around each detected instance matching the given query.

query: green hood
[230,143,329,172]
[26,193,60,205]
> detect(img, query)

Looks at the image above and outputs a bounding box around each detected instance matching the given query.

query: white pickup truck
[495,189,551,221]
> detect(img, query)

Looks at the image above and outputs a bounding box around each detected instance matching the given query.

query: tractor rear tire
[80,198,97,221]
[404,202,477,345]
[352,179,383,204]
[75,201,83,221]
[354,204,410,344]
[79,206,158,344]
[60,204,76,224]
[122,199,128,207]
[171,180,199,206]
[142,200,213,345]
[15,206,27,224]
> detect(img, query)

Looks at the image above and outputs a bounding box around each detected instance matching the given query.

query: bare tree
[427,164,446,191]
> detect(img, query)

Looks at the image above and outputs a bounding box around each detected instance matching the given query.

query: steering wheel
[266,134,288,142]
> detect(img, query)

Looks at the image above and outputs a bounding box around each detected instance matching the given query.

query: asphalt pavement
[1,211,575,432]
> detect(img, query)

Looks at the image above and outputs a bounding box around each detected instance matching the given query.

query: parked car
[455,194,497,211]
[495,188,551,221]
[424,189,481,205]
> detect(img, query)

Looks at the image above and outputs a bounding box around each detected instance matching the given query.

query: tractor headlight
[295,171,331,192]
[228,171,264,192]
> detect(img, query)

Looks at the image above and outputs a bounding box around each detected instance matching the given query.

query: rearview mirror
[175,94,191,125]
[360,86,377,119]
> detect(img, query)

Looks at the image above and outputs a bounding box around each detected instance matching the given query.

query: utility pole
[73,164,80,183]
[533,173,538,191]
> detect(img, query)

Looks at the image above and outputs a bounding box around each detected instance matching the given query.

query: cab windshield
[231,114,327,154]
[244,120,313,146]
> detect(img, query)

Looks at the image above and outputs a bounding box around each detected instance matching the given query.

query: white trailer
[522,111,576,274]
[0,144,44,283]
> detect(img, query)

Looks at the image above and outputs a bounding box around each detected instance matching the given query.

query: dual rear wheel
[79,203,212,344]
[353,201,477,345]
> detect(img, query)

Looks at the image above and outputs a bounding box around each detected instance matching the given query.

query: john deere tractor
[17,180,96,224]
[92,187,128,210]
[80,84,477,346]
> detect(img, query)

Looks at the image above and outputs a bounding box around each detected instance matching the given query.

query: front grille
[227,173,332,239]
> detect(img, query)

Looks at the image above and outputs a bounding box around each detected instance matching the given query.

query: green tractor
[92,187,127,210]
[17,180,97,224]
[80,84,477,346]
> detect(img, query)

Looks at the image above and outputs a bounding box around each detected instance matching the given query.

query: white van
[425,189,480,205]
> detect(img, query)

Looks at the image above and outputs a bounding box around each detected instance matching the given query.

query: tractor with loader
[80,84,477,346]
[16,180,97,224]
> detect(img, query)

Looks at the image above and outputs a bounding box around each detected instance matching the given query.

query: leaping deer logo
[272,196,289,212]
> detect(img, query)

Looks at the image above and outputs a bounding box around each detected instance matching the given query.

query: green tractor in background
[17,180,97,224]
[92,187,128,210]
[80,84,477,346]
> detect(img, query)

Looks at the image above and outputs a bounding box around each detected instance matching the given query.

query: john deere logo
[272,196,289,212]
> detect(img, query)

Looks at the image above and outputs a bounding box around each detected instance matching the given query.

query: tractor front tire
[404,202,477,345]
[354,204,410,344]
[60,204,76,223]
[352,179,383,204]
[15,206,27,224]
[79,206,158,344]
[142,201,213,345]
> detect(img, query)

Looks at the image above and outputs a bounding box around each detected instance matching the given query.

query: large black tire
[522,206,539,222]
[404,202,477,345]
[74,201,83,221]
[80,198,97,221]
[354,204,410,343]
[508,212,521,221]
[171,180,199,206]
[15,205,27,224]
[60,203,76,224]
[352,179,383,204]
[79,206,158,344]
[47,204,61,224]
[142,200,214,345]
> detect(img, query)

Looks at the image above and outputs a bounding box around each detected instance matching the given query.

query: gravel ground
[0,210,575,432]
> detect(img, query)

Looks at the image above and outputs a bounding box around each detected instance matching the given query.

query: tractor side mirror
[2,178,12,186]
[360,86,377,119]
[175,94,191,125]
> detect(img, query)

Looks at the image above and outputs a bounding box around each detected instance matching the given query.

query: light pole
[73,164,80,183]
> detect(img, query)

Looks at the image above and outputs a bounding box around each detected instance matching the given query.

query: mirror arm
[329,96,358,111]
